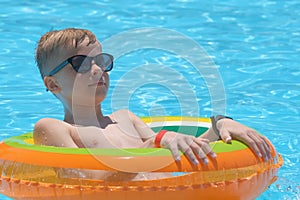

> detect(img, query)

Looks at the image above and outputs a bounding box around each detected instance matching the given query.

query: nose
[90,61,103,77]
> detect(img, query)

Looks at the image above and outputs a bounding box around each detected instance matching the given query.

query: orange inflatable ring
[0,116,283,200]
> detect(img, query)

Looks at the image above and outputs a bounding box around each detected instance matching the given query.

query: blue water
[0,0,299,199]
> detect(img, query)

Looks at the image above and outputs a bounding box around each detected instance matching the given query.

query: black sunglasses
[46,53,114,76]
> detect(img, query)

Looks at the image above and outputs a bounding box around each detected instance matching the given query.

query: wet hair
[35,28,97,78]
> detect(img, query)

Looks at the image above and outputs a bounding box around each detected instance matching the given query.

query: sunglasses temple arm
[47,60,69,76]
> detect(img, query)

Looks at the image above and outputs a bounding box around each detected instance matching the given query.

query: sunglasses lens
[70,56,90,73]
[95,54,113,72]
[70,54,113,73]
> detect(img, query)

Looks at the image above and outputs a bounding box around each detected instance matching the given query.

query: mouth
[97,81,106,86]
[89,76,106,87]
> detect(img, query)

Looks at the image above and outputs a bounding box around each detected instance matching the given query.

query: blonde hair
[35,28,97,78]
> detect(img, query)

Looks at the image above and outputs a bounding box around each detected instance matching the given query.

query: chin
[95,93,107,103]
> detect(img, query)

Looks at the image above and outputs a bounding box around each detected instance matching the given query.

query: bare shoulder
[110,109,132,121]
[110,109,137,120]
[33,118,75,147]
[34,118,70,133]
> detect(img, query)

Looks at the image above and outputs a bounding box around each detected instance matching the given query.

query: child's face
[47,37,110,106]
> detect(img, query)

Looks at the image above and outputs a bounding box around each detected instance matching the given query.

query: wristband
[210,115,233,139]
[155,130,168,148]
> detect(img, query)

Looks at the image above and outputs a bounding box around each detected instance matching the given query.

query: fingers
[219,128,232,144]
[178,137,216,165]
[161,132,216,166]
[217,119,273,162]
[178,140,200,165]
[168,143,181,162]
[193,138,217,159]
[247,132,272,161]
[233,130,272,161]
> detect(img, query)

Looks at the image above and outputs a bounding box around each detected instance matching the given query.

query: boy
[34,28,271,178]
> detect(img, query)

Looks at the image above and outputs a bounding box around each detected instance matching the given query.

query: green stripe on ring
[4,127,248,156]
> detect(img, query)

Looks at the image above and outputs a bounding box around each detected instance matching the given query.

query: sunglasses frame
[46,53,113,77]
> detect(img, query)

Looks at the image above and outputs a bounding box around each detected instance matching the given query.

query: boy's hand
[217,118,272,161]
[160,131,217,165]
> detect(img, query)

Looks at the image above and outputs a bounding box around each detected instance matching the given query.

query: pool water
[0,0,299,199]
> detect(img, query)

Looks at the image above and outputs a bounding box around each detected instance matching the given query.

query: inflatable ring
[0,116,283,200]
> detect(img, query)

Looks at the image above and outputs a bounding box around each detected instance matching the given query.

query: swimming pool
[0,0,299,199]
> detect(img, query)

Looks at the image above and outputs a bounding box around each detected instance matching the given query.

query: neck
[64,104,105,127]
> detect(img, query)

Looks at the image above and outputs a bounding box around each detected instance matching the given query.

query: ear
[44,76,61,93]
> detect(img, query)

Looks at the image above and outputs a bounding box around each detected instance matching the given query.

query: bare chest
[72,123,143,149]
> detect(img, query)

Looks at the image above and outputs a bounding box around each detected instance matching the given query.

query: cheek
[64,76,77,91]
[58,73,82,96]
[106,74,110,88]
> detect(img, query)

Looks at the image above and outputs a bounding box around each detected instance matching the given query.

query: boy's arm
[127,111,156,142]
[33,118,78,147]
[201,118,272,161]
[128,111,215,165]
[129,111,271,163]
[34,118,113,148]
[34,118,135,180]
